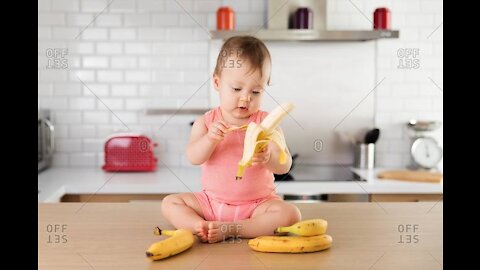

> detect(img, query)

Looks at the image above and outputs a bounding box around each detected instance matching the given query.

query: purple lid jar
[294,7,313,29]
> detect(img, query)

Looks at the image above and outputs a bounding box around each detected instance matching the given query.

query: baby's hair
[214,35,271,85]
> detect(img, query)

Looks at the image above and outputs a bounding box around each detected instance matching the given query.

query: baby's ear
[212,74,220,91]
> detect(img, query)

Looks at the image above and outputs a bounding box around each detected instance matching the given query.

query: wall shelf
[210,29,399,41]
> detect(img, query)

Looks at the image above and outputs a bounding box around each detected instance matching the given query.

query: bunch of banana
[146,227,194,261]
[236,102,295,180]
[248,219,332,253]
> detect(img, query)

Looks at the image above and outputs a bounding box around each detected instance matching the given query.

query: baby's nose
[240,95,251,102]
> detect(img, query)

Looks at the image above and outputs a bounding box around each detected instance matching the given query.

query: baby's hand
[207,121,230,143]
[251,144,271,166]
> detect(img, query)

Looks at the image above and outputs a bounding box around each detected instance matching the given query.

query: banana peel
[236,103,295,180]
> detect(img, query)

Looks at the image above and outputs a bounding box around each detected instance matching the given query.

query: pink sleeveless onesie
[193,107,281,221]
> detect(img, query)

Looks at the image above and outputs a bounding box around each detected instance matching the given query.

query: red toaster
[102,133,158,172]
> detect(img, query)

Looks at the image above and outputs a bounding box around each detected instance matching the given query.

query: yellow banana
[145,227,194,261]
[236,102,295,180]
[275,219,328,236]
[248,234,333,253]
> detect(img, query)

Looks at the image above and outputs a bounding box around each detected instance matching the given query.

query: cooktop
[274,164,365,182]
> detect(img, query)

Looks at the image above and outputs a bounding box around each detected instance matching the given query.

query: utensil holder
[354,143,375,169]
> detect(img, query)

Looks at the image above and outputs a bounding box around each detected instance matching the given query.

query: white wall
[38,0,443,169]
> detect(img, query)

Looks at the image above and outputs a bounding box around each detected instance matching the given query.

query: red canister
[217,6,235,31]
[373,7,391,30]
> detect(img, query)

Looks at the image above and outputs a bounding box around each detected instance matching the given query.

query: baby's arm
[265,127,293,174]
[186,116,229,165]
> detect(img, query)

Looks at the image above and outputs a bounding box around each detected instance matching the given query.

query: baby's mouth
[238,106,248,111]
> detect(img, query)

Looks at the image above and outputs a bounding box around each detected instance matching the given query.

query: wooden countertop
[39,202,443,270]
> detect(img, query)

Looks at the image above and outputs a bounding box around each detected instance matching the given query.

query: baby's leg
[206,200,301,243]
[161,193,209,242]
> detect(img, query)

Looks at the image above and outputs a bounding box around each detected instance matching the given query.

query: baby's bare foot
[207,222,240,243]
[194,220,208,242]
[207,222,225,243]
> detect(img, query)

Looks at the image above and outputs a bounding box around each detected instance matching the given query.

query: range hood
[211,0,399,41]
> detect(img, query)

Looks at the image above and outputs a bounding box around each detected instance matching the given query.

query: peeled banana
[275,219,328,236]
[145,227,194,261]
[236,102,295,179]
[248,234,333,253]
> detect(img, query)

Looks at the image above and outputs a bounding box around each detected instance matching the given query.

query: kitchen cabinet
[39,202,442,269]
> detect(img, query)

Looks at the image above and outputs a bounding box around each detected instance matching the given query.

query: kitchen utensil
[354,143,375,169]
[364,128,380,144]
[294,7,313,29]
[373,7,391,30]
[216,6,235,30]
[102,133,158,172]
[377,170,442,183]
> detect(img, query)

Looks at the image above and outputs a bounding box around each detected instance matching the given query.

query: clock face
[411,137,443,169]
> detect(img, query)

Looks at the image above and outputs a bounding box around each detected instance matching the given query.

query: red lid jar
[217,6,235,31]
[373,7,391,30]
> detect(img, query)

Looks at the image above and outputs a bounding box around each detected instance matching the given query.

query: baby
[161,36,301,243]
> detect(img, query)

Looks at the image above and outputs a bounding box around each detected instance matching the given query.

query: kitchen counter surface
[38,167,443,202]
[38,202,443,270]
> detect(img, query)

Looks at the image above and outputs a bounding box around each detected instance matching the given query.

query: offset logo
[397,48,420,69]
[46,48,69,69]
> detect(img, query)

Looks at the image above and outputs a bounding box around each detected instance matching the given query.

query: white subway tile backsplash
[97,70,123,82]
[83,56,109,68]
[38,0,51,11]
[38,83,53,96]
[97,98,124,110]
[52,153,69,167]
[109,0,136,13]
[70,153,96,166]
[138,56,169,68]
[138,28,167,41]
[84,111,110,124]
[72,70,95,82]
[69,97,96,110]
[38,13,65,25]
[39,0,442,169]
[67,14,93,26]
[139,0,166,12]
[95,14,122,27]
[54,124,69,138]
[54,111,82,124]
[111,112,138,124]
[111,84,138,96]
[83,84,109,96]
[96,42,123,54]
[124,14,151,26]
[68,42,94,54]
[111,56,137,68]
[165,0,192,12]
[110,28,136,40]
[126,98,148,110]
[152,14,179,26]
[166,28,194,41]
[81,28,108,40]
[125,71,151,82]
[178,13,208,27]
[81,0,107,12]
[70,126,96,139]
[83,139,104,152]
[420,1,443,13]
[52,0,79,12]
[125,42,152,54]
[56,139,82,152]
[153,71,183,83]
[38,27,51,39]
[41,97,68,110]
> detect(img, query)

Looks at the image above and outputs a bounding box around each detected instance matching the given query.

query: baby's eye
[233,88,242,91]
[252,91,261,95]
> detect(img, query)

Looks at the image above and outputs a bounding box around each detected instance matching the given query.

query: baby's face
[213,56,271,120]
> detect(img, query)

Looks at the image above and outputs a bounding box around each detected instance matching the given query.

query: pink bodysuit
[194,107,281,222]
